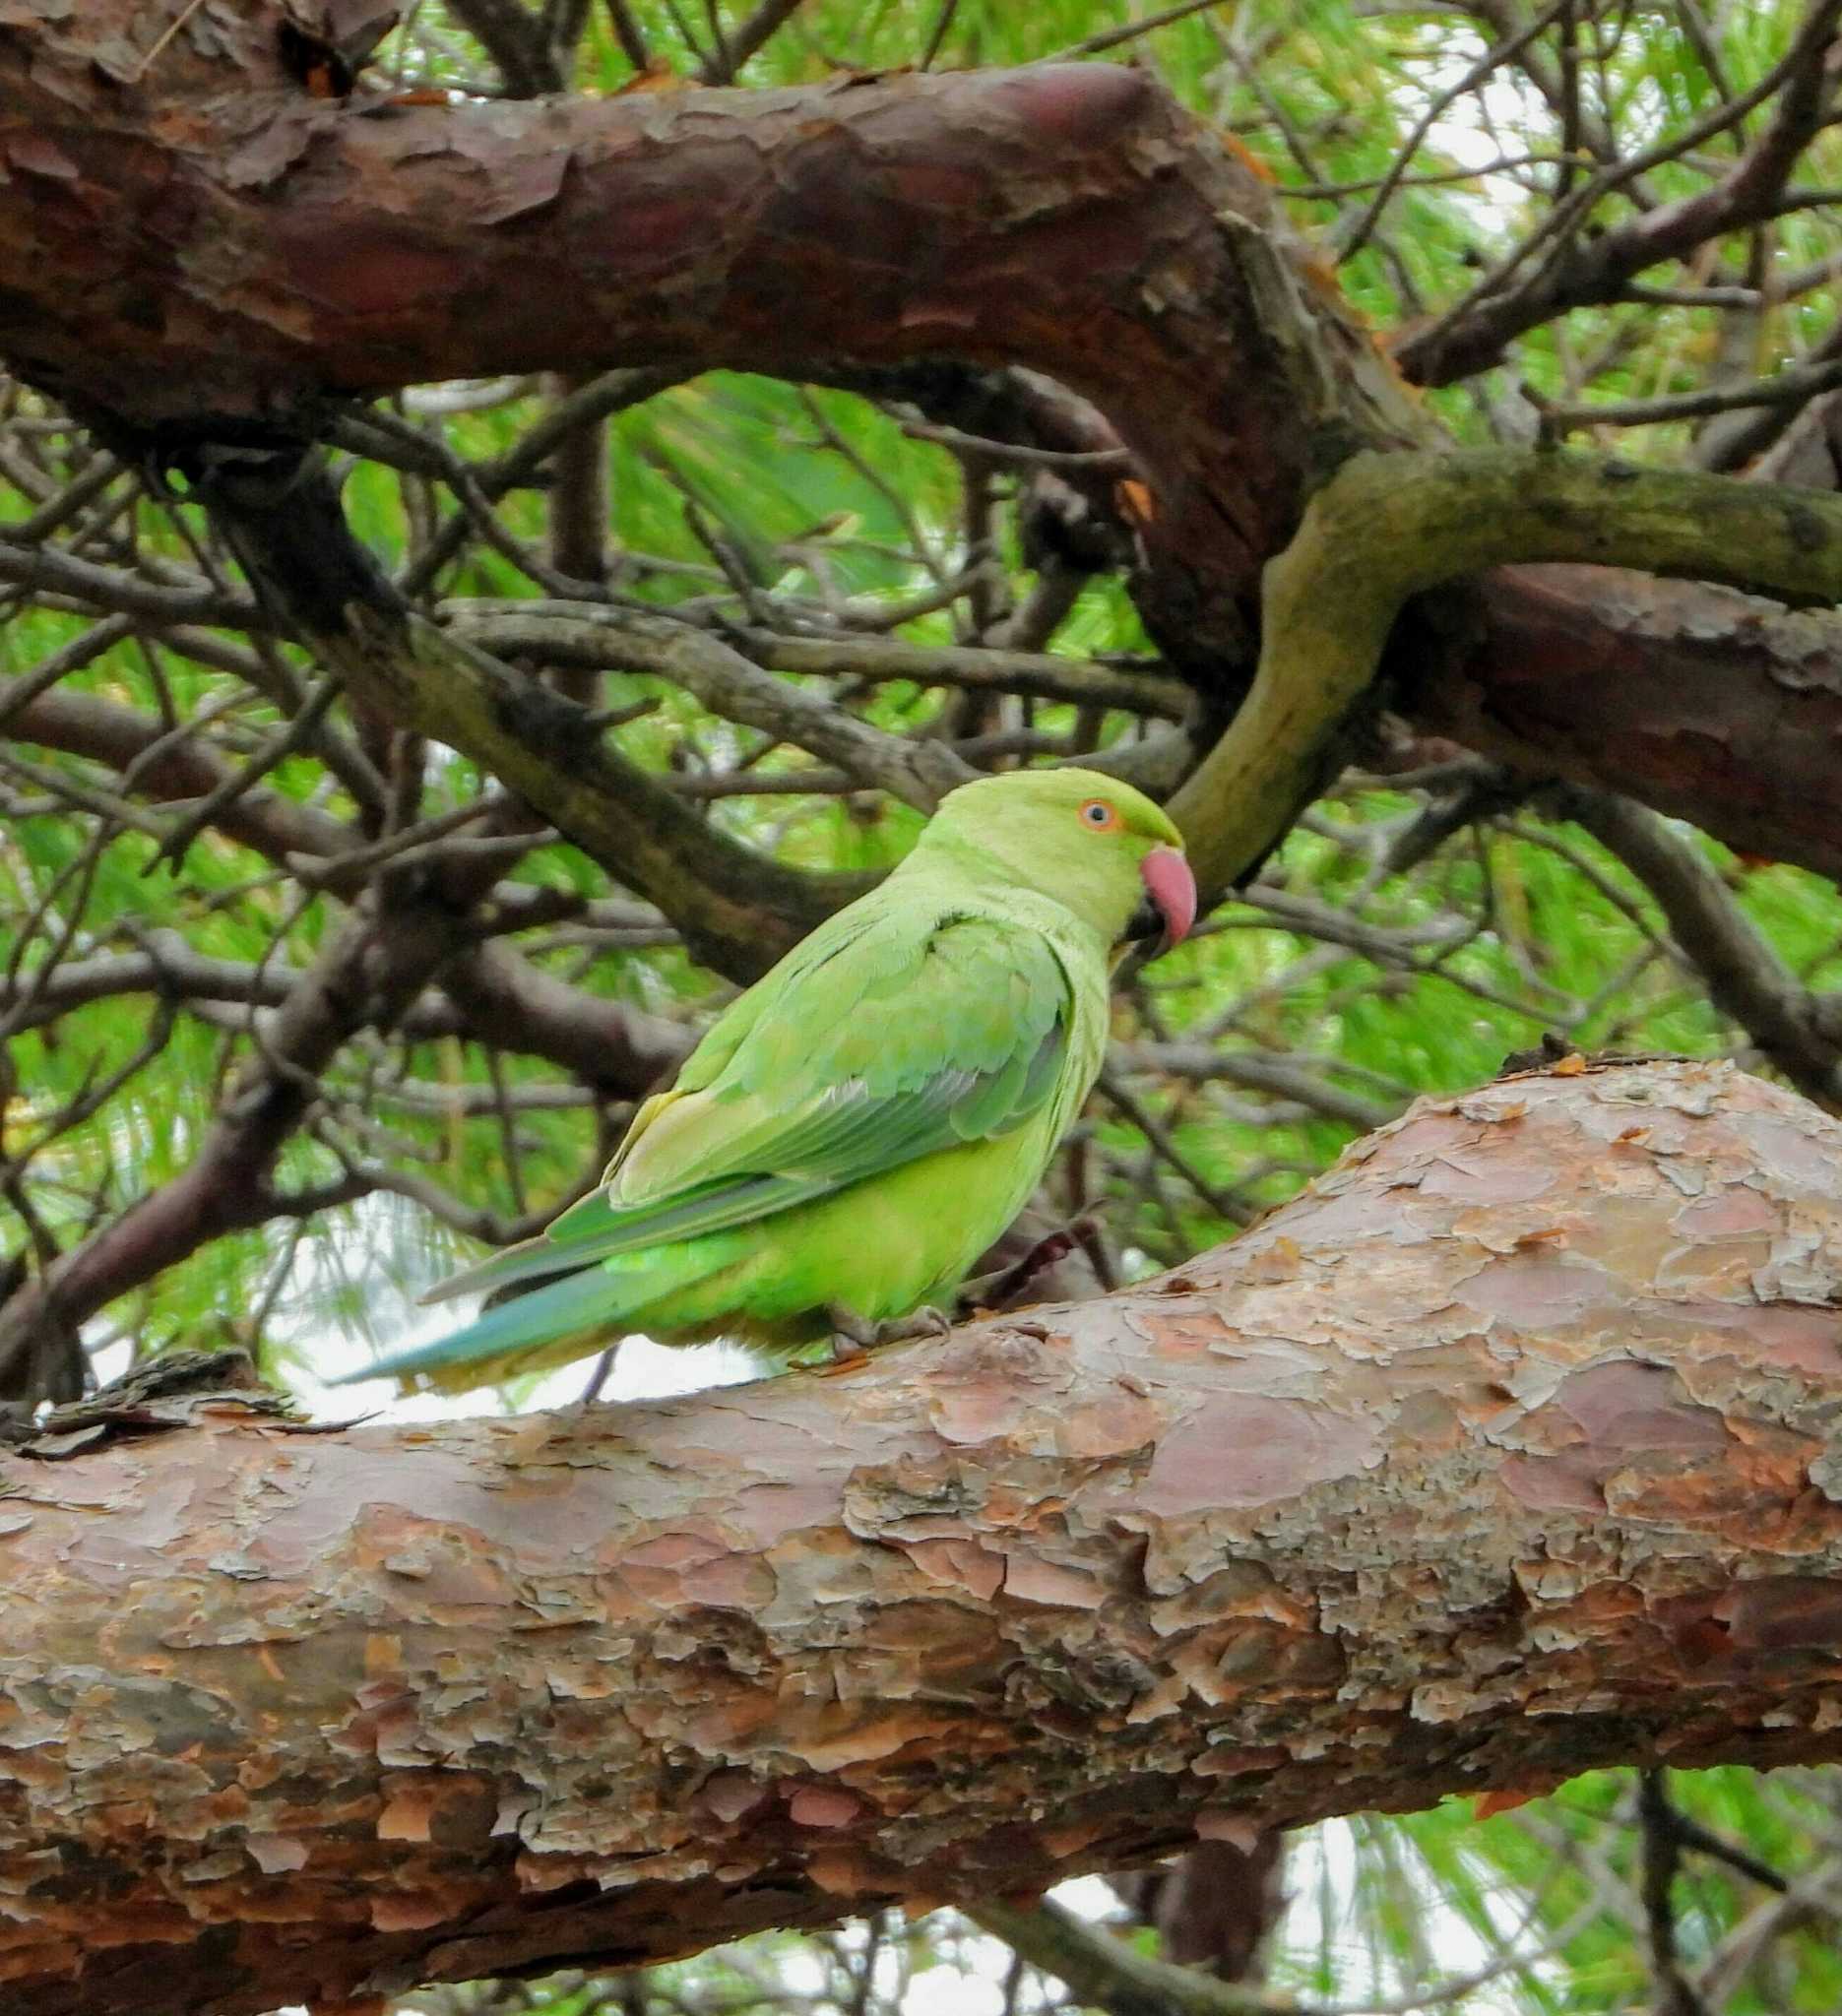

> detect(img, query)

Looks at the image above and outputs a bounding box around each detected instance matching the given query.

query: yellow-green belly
[628,1118,1055,1351]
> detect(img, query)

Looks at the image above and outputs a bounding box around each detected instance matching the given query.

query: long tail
[332,1242,732,1393]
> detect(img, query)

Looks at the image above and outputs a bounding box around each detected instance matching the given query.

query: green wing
[424,908,1072,1304]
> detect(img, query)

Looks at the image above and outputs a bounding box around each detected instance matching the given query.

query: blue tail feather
[330,1265,629,1388]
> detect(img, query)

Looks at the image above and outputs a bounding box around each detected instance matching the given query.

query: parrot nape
[335,768,1196,1395]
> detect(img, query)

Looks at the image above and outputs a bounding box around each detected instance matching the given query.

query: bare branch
[1639,1771,1712,2016]
[1558,788,1842,1108]
[972,1897,1300,2016]
[1114,1041,1401,1132]
[699,0,805,82]
[201,453,863,981]
[436,942,688,1091]
[440,607,975,810]
[1398,0,1842,385]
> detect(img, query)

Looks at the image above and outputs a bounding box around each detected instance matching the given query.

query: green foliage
[7,0,1842,2010]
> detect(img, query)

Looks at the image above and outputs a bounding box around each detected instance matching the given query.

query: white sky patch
[298,1321,759,1421]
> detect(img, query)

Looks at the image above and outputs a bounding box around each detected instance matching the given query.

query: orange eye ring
[1078,798,1122,834]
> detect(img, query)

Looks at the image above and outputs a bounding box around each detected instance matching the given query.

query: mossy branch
[1170,449,1842,897]
[393,611,866,975]
[198,453,861,981]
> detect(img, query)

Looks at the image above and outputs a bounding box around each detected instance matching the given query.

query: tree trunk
[6,1059,1842,2015]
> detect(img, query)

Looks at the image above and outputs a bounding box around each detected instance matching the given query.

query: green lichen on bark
[1172,449,1842,897]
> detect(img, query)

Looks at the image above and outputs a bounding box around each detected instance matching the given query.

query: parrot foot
[825,1303,953,1360]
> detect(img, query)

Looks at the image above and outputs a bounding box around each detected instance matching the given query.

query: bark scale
[5,1060,1842,2014]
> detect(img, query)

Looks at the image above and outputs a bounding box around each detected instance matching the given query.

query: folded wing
[424,910,1072,1305]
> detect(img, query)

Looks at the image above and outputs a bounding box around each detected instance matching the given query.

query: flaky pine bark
[6,6,1842,883]
[1,19,1411,672]
[8,1060,1842,2014]
[1416,566,1842,883]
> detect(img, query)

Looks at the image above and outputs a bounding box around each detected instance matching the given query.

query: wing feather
[421,909,1071,1307]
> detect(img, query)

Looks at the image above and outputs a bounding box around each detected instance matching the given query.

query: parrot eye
[1078,798,1121,833]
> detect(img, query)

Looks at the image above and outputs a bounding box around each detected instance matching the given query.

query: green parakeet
[338,768,1194,1393]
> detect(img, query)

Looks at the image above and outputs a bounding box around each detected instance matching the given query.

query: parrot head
[918,768,1196,952]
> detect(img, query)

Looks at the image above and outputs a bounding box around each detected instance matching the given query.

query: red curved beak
[1139,846,1197,946]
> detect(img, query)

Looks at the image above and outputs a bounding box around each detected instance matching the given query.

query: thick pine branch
[6,1061,1842,2014]
[7,11,1842,889]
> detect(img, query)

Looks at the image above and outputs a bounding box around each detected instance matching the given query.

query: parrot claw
[895,1305,954,1346]
[827,1318,871,1364]
[825,1303,953,1360]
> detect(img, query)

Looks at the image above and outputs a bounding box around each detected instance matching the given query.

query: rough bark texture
[8,8,1842,880]
[7,1059,1842,2014]
[1418,565,1842,880]
[0,16,1417,682]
